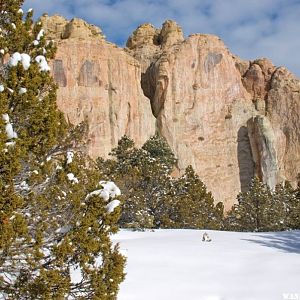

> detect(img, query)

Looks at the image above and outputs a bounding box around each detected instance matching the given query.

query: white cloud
[23,0,300,77]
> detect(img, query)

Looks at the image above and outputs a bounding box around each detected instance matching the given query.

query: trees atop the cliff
[0,4,125,299]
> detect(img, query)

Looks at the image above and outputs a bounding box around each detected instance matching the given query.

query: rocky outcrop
[40,14,68,40]
[132,33,258,209]
[127,23,300,209]
[126,20,184,102]
[41,15,156,159]
[61,18,104,40]
[266,67,300,184]
[238,59,300,188]
[41,14,105,40]
[126,20,184,70]
[42,16,300,209]
[247,116,279,189]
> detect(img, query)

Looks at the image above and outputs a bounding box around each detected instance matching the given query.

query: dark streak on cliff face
[53,59,67,87]
[78,60,100,87]
[204,53,223,73]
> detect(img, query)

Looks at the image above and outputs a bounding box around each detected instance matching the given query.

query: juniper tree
[272,182,296,230]
[163,165,223,229]
[142,133,177,172]
[100,135,224,230]
[225,177,300,232]
[284,180,300,229]
[0,3,125,298]
[99,135,176,229]
[226,177,273,232]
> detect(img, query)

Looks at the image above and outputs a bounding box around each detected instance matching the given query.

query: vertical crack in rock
[107,59,115,147]
[140,57,169,118]
[126,20,183,118]
[141,63,158,109]
[125,102,131,136]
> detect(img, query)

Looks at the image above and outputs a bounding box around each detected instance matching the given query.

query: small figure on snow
[202,232,211,242]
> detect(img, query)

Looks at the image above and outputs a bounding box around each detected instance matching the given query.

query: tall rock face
[41,15,156,159]
[247,116,279,189]
[127,22,300,210]
[128,30,257,209]
[42,16,300,209]
[238,59,300,189]
[266,68,300,184]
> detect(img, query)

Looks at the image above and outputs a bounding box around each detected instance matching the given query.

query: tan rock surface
[239,58,300,187]
[129,22,300,209]
[266,67,300,184]
[140,33,259,209]
[42,15,155,159]
[42,16,300,209]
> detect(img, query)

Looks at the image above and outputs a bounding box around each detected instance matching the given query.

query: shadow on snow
[242,231,300,254]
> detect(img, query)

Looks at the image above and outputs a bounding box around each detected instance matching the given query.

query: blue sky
[23,0,300,77]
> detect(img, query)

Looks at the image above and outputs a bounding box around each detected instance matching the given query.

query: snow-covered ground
[112,229,300,300]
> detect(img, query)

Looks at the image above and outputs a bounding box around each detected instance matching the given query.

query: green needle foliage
[163,165,224,229]
[0,2,125,298]
[98,135,224,230]
[225,177,300,232]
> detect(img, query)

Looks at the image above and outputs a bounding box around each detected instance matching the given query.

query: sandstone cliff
[41,16,300,209]
[127,24,257,209]
[126,21,300,209]
[41,14,156,159]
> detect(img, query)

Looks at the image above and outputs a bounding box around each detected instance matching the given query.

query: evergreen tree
[226,177,273,232]
[99,135,224,230]
[142,133,177,172]
[0,3,125,298]
[272,182,296,230]
[213,202,225,229]
[99,135,175,229]
[162,165,222,229]
[225,177,300,232]
[286,178,300,229]
[291,173,300,229]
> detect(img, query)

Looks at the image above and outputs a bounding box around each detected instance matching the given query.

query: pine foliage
[98,135,224,230]
[0,3,125,298]
[98,135,174,229]
[225,177,300,232]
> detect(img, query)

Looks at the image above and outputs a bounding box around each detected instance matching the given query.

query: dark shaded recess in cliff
[141,70,153,101]
[78,60,100,87]
[237,126,255,192]
[141,63,160,116]
[53,59,67,87]
[140,52,224,117]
